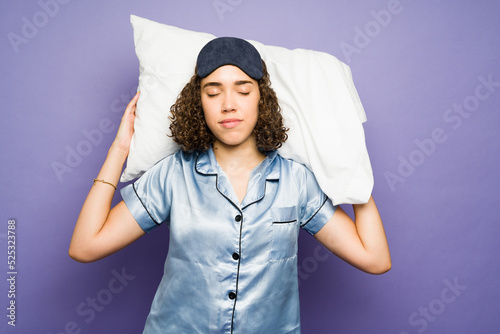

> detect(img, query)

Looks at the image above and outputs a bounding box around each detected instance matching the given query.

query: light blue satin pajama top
[121,148,337,333]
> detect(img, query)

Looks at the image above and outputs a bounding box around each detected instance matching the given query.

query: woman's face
[200,65,260,149]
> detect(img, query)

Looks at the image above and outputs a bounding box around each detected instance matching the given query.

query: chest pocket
[270,207,299,262]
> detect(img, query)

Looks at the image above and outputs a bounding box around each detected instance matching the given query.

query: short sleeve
[296,164,337,235]
[120,154,176,233]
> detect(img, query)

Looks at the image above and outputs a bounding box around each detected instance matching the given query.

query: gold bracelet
[93,178,117,190]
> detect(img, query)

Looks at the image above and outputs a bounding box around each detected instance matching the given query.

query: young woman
[69,37,391,333]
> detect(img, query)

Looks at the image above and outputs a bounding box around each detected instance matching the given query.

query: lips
[219,118,242,129]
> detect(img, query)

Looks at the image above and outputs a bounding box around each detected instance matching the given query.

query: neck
[212,139,265,172]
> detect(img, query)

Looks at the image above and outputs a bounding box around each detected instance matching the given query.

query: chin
[215,136,254,148]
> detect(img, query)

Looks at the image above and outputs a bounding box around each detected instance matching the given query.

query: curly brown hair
[168,61,288,151]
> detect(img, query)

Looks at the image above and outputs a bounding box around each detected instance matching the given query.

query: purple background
[1,0,499,333]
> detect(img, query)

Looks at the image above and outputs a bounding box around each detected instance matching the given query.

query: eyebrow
[234,80,254,86]
[202,80,255,89]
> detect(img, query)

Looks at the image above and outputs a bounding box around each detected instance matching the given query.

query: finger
[125,92,140,113]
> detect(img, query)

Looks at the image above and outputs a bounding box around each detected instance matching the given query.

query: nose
[222,92,236,112]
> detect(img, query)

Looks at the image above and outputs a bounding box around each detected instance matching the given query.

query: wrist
[108,142,129,162]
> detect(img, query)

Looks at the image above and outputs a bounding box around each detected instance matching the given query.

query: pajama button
[232,252,240,260]
[235,215,242,222]
[228,292,236,300]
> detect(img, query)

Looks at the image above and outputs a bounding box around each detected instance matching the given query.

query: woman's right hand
[69,91,145,263]
[111,91,140,155]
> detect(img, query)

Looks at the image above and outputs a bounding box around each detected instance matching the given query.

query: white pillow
[122,15,373,205]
